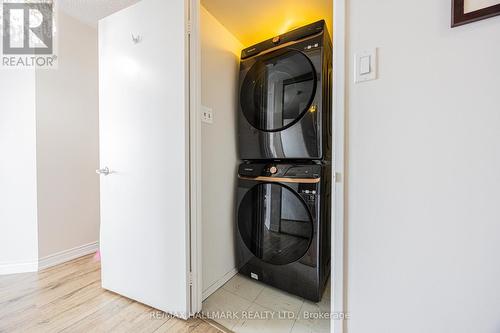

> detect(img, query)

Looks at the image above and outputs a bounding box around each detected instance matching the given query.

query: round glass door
[238,183,313,265]
[240,50,317,132]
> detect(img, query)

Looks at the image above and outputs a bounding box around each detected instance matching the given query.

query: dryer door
[238,183,313,265]
[240,49,317,132]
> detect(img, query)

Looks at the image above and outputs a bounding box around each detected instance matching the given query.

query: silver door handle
[96,167,110,176]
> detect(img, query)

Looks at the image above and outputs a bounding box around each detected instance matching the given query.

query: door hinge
[189,272,193,286]
[334,172,342,183]
[186,21,192,35]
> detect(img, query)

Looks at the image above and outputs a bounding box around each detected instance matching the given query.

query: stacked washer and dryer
[235,20,333,302]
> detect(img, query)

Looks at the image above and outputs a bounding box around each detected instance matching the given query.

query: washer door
[238,183,313,265]
[240,49,317,132]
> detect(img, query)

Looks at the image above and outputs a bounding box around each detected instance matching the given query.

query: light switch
[201,105,213,124]
[359,55,371,75]
[355,48,377,83]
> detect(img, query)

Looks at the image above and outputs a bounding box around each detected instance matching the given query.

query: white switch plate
[201,105,213,124]
[355,48,377,83]
[359,55,371,75]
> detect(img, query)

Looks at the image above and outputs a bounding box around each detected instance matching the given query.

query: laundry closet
[198,1,334,331]
[97,0,334,330]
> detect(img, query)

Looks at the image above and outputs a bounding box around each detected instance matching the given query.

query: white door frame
[188,0,203,315]
[332,0,347,332]
[187,1,347,330]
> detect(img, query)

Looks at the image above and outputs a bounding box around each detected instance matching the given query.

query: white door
[98,0,191,317]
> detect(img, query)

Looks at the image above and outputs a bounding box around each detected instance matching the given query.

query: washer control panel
[299,184,319,203]
[239,163,322,179]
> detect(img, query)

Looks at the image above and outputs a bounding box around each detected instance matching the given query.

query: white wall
[35,11,100,259]
[345,1,500,332]
[200,6,243,297]
[0,70,39,274]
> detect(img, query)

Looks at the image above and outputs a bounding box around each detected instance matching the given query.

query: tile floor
[202,274,331,333]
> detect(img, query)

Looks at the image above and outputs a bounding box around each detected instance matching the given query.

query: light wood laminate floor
[0,254,223,333]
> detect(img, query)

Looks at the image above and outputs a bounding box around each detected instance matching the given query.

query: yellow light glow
[277,18,296,36]
[201,1,333,48]
[247,17,332,47]
[241,8,332,47]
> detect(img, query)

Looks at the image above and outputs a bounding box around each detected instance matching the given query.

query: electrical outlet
[201,105,213,124]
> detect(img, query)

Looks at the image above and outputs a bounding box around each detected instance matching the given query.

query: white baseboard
[202,267,238,301]
[38,241,99,271]
[0,260,38,275]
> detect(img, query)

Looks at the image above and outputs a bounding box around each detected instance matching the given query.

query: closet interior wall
[200,6,243,299]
